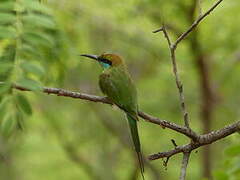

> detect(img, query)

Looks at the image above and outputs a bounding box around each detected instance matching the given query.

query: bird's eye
[99,57,112,66]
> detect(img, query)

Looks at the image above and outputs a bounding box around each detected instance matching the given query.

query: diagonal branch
[6,82,240,163]
[8,83,199,140]
[148,120,240,160]
[173,0,224,49]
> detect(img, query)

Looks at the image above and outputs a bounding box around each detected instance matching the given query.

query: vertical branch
[154,23,191,180]
[169,47,189,128]
[179,152,190,180]
[160,26,190,128]
[153,0,224,179]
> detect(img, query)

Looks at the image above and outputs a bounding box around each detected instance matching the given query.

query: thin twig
[157,25,190,128]
[171,139,178,148]
[163,157,170,168]
[173,0,224,49]
[152,27,164,33]
[153,24,182,37]
[179,152,190,180]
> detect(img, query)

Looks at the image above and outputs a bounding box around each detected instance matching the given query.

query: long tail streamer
[127,114,145,180]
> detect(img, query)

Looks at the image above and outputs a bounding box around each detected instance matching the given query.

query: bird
[81,53,144,179]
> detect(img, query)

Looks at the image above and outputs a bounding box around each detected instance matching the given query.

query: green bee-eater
[81,53,144,178]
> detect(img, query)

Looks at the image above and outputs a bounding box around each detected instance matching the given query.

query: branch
[173,0,224,49]
[152,1,224,128]
[9,82,240,163]
[179,152,190,180]
[154,24,190,128]
[150,2,225,174]
[148,120,240,160]
[8,83,199,140]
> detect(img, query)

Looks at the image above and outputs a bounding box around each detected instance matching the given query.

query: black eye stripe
[98,57,112,65]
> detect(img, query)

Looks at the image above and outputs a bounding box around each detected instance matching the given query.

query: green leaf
[23,0,52,15]
[0,13,16,24]
[0,96,11,118]
[0,61,14,74]
[22,31,54,48]
[0,82,11,95]
[0,96,11,108]
[15,111,24,130]
[0,26,16,39]
[22,14,56,29]
[16,94,32,115]
[20,44,43,59]
[16,78,42,91]
[224,145,240,157]
[1,114,15,137]
[20,62,45,76]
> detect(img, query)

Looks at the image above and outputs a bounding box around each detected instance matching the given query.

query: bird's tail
[126,113,145,180]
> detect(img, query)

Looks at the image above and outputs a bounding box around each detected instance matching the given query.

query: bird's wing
[99,69,137,114]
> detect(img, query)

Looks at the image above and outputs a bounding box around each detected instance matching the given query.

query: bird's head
[80,53,124,69]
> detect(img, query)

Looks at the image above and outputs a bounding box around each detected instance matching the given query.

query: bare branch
[173,0,224,49]
[161,26,172,47]
[179,152,190,180]
[148,121,240,160]
[151,0,224,137]
[138,111,197,140]
[152,1,232,172]
[6,82,240,163]
[5,82,199,140]
[152,27,164,33]
[153,24,182,37]
[171,139,178,148]
[155,25,190,128]
[13,84,112,104]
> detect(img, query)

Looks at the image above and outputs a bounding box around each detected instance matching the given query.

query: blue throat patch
[100,62,111,69]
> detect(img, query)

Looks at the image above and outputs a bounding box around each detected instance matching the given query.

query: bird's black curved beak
[80,54,98,61]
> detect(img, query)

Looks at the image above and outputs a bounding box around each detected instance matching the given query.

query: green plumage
[81,53,144,179]
[99,64,144,177]
[99,65,137,113]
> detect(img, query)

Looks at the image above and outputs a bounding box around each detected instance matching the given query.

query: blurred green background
[0,0,240,179]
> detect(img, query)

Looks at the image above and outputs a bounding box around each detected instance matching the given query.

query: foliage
[0,0,66,137]
[0,0,239,180]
